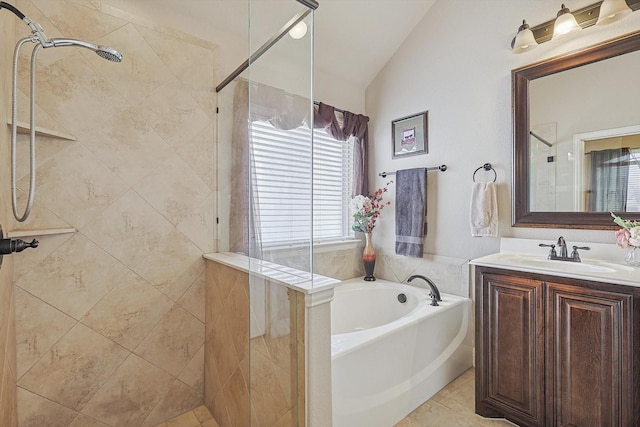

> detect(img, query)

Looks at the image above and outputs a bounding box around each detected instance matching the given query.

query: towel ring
[473,163,496,182]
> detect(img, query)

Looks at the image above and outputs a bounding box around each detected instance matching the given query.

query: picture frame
[391,111,428,159]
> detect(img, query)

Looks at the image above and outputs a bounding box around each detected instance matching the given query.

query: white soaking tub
[331,277,472,427]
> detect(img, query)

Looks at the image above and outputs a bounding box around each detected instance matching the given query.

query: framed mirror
[513,30,640,229]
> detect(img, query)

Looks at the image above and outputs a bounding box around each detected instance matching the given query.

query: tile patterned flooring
[160,368,515,427]
[153,405,219,427]
[396,368,516,427]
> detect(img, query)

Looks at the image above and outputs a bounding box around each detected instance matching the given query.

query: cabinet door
[476,273,545,426]
[546,283,633,427]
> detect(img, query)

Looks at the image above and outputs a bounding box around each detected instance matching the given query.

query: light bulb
[512,20,539,53]
[289,21,307,40]
[596,0,632,25]
[552,4,581,40]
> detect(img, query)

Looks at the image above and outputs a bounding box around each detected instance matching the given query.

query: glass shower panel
[214,2,314,424]
[248,2,314,427]
[248,8,314,272]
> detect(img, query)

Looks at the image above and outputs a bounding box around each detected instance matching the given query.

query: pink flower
[616,228,632,248]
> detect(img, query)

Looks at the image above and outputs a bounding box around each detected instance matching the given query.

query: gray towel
[395,168,427,257]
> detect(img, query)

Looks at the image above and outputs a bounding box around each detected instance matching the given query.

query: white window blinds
[250,120,353,246]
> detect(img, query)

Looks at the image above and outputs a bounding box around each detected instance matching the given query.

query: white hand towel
[470,182,498,237]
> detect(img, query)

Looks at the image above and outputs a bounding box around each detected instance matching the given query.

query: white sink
[499,254,634,274]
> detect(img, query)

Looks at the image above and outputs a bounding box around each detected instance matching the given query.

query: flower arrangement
[349,182,392,234]
[611,212,640,248]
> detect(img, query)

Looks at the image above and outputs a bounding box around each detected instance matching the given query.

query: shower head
[1,3,123,62]
[95,46,123,63]
[48,38,123,62]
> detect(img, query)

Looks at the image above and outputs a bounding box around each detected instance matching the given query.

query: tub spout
[407,275,441,306]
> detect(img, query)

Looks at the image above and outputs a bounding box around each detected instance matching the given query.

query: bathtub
[331,277,472,427]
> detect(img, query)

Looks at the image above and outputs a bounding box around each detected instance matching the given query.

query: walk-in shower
[1,1,123,221]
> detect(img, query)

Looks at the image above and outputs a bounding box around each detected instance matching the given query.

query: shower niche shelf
[7,121,76,141]
[6,227,76,238]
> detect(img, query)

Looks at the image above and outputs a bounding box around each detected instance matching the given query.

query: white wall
[366,0,640,261]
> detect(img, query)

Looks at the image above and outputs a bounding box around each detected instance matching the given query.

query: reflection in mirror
[513,31,640,229]
[529,49,640,213]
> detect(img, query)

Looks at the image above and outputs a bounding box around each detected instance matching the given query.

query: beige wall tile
[165,411,200,427]
[16,233,129,319]
[18,323,128,410]
[179,344,205,394]
[68,413,110,427]
[14,286,76,379]
[135,305,205,377]
[81,353,175,426]
[87,23,175,103]
[133,156,212,228]
[134,232,205,300]
[0,349,17,427]
[17,387,78,427]
[12,232,73,281]
[176,124,216,191]
[141,380,202,427]
[221,368,250,427]
[179,273,206,322]
[135,25,215,88]
[222,280,249,364]
[14,133,75,182]
[132,80,212,149]
[80,272,174,351]
[193,405,213,423]
[207,313,239,388]
[251,371,291,427]
[76,107,178,188]
[28,53,128,136]
[80,190,175,268]
[34,0,128,44]
[19,143,129,229]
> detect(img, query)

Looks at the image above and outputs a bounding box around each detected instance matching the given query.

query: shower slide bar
[216,0,319,93]
[378,165,448,178]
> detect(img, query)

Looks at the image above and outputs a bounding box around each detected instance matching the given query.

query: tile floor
[153,405,219,427]
[158,368,514,427]
[396,368,516,427]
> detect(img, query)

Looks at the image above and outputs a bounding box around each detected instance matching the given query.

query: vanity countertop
[470,238,640,288]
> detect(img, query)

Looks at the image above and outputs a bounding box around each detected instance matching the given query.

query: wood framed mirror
[513,30,640,229]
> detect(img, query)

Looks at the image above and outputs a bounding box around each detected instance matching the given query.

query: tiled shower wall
[1,9,18,427]
[8,0,217,425]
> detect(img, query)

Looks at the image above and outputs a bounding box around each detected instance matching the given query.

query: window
[250,119,353,246]
[627,148,640,212]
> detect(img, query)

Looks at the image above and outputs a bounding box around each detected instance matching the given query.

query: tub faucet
[407,275,441,306]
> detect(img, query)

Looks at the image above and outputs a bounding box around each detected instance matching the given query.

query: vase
[625,246,640,267]
[363,232,376,281]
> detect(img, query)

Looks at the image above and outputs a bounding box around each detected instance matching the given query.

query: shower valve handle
[0,238,38,255]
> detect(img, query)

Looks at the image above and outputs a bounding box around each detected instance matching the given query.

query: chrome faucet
[557,236,568,258]
[407,274,441,306]
[539,237,590,262]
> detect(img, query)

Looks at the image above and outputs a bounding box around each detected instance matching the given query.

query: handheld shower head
[96,46,123,62]
[48,38,123,62]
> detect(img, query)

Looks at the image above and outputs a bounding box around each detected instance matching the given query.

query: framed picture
[391,111,428,159]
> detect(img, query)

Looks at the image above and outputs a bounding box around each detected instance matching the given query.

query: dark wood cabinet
[475,267,640,427]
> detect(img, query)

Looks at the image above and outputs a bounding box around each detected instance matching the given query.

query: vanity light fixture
[512,20,539,53]
[288,21,307,39]
[597,0,632,25]
[552,4,582,39]
[510,0,639,53]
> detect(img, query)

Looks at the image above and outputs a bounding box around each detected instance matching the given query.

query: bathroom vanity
[471,240,640,427]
